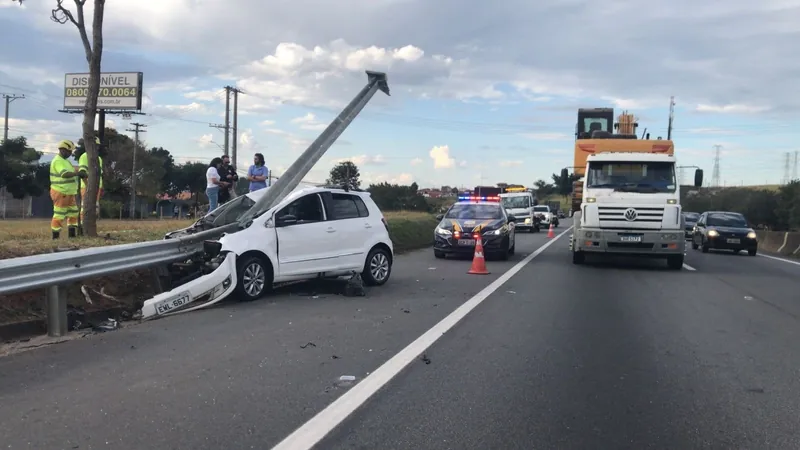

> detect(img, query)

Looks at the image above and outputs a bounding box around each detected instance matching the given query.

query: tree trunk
[80,0,105,237]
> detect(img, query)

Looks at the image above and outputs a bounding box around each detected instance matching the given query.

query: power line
[126,122,147,214]
[2,93,24,142]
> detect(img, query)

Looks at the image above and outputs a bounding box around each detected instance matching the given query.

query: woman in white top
[205,157,228,212]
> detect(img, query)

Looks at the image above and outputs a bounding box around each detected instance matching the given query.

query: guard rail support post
[46,285,67,337]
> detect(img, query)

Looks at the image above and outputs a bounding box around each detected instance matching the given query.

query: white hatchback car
[142,185,395,318]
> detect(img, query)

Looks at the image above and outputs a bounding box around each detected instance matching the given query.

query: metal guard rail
[0,225,234,296]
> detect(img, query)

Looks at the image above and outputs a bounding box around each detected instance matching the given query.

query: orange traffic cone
[467,237,489,275]
[547,222,555,238]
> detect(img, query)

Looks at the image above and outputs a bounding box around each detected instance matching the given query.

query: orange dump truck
[563,107,703,270]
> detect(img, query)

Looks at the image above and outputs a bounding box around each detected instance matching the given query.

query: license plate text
[155,291,192,315]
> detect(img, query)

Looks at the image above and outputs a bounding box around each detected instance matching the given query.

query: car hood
[440,218,505,233]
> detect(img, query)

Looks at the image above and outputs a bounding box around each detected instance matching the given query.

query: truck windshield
[533,206,549,212]
[586,161,676,193]
[501,196,530,209]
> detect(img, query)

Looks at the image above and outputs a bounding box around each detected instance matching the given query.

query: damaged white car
[140,185,394,319]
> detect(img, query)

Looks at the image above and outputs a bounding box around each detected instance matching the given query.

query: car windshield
[586,161,676,193]
[501,196,530,209]
[445,204,503,220]
[533,206,549,212]
[707,212,748,227]
[683,212,700,222]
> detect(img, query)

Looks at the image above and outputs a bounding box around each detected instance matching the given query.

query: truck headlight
[435,227,452,236]
[661,233,678,240]
[747,231,757,239]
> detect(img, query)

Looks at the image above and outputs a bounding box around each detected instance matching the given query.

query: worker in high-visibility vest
[49,140,85,239]
[78,137,104,226]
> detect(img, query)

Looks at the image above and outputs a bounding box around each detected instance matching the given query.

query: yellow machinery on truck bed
[568,108,674,214]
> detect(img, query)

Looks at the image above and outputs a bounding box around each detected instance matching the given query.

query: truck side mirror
[694,169,703,187]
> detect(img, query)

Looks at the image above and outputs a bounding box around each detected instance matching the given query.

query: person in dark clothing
[217,154,239,205]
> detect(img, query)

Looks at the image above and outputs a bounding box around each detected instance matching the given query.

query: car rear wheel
[434,250,445,259]
[363,246,392,286]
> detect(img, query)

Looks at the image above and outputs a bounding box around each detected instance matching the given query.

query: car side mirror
[507,215,517,222]
[694,169,703,187]
[435,214,444,221]
[276,214,298,226]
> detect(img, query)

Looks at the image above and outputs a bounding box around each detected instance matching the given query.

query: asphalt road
[2,219,800,449]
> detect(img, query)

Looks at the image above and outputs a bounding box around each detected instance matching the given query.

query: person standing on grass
[206,157,228,212]
[217,154,239,205]
[49,140,85,239]
[247,152,268,192]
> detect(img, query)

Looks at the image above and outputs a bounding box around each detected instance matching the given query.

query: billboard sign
[63,72,143,110]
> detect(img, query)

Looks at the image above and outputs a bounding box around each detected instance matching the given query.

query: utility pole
[2,93,24,143]
[711,145,722,187]
[223,86,232,155]
[667,96,674,140]
[126,123,146,216]
[231,87,243,169]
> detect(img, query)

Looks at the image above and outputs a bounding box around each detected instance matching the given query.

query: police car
[433,195,516,260]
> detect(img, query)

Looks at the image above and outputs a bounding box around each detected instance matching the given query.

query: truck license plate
[620,235,642,242]
[458,239,476,246]
[727,238,740,244]
[154,291,192,315]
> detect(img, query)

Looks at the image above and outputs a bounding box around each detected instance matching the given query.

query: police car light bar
[458,196,500,202]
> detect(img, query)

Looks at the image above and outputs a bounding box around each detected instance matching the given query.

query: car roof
[706,211,744,216]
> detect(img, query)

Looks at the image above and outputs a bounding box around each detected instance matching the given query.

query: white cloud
[335,154,387,166]
[362,172,415,185]
[410,157,423,166]
[695,104,770,114]
[499,160,523,167]
[261,119,276,126]
[429,145,455,169]
[290,112,327,131]
[196,133,214,148]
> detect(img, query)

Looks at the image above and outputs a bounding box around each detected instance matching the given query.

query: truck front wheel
[666,254,684,270]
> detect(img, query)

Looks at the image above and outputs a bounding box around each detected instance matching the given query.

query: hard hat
[57,140,76,151]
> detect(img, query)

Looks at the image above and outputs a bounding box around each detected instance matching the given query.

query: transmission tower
[711,145,722,187]
[793,151,798,181]
[782,152,791,184]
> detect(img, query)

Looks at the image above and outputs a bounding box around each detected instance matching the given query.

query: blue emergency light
[458,195,500,202]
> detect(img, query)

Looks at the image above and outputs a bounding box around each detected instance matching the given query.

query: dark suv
[691,211,758,256]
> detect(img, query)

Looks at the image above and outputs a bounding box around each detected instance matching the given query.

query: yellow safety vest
[49,155,78,195]
[78,153,104,188]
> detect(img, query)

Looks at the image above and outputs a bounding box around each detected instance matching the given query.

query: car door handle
[326,227,336,233]
[364,223,372,228]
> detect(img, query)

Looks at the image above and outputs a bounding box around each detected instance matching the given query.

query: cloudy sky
[1,0,798,188]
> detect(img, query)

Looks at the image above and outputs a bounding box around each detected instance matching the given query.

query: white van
[499,191,539,232]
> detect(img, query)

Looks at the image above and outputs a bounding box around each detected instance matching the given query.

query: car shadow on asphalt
[577,254,680,271]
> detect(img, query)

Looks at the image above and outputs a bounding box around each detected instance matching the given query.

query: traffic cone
[467,237,489,275]
[547,222,555,238]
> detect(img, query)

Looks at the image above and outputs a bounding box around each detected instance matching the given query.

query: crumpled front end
[140,252,238,320]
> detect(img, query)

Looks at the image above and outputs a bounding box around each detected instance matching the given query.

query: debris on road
[421,353,431,364]
[300,342,317,349]
[344,273,366,297]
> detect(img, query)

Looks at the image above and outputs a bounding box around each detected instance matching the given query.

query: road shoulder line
[759,253,800,267]
[271,226,574,450]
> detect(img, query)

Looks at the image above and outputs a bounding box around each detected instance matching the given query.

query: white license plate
[458,239,476,246]
[155,291,192,315]
[620,235,642,242]
[727,238,740,244]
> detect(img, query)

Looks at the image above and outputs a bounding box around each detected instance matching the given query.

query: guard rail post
[46,285,67,337]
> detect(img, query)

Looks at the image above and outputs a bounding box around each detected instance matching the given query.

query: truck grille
[598,206,664,223]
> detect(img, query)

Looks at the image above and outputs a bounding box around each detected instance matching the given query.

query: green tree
[533,179,554,197]
[172,162,209,203]
[0,137,45,198]
[368,182,429,211]
[327,160,361,189]
[147,147,176,193]
[552,171,580,196]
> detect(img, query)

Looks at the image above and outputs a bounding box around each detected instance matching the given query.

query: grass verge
[0,212,437,328]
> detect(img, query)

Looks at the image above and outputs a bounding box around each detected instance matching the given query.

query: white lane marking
[758,253,800,267]
[682,263,696,271]
[271,227,574,450]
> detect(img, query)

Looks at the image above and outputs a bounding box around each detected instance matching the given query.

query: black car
[682,211,700,239]
[691,211,758,255]
[433,198,517,260]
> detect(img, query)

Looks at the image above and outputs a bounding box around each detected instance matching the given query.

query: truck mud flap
[140,253,238,320]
